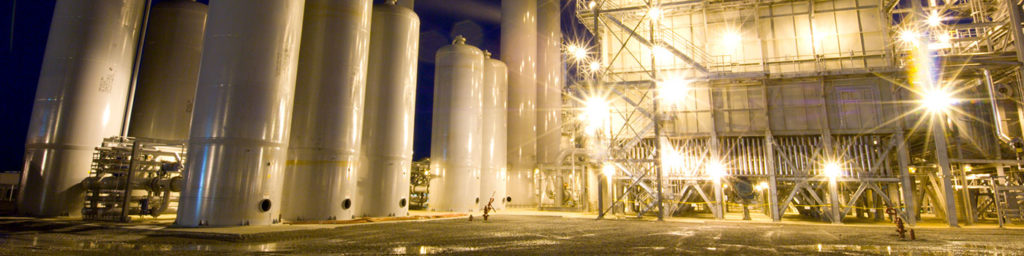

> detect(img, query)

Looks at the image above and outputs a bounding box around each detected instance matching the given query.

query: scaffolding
[561,0,1024,226]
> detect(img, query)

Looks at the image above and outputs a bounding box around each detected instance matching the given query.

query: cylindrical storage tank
[356,0,420,217]
[281,0,372,221]
[480,51,509,210]
[428,36,485,213]
[501,0,538,207]
[536,0,562,167]
[175,0,305,227]
[128,0,208,141]
[18,0,145,217]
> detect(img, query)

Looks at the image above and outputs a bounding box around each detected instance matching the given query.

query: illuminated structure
[561,0,1024,226]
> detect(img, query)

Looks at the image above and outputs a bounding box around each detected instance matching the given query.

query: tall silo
[281,0,372,221]
[19,0,146,217]
[429,36,485,213]
[356,0,420,217]
[481,51,509,210]
[537,0,563,168]
[175,0,305,227]
[502,0,539,207]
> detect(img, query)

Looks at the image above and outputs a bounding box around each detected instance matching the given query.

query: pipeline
[983,69,1014,144]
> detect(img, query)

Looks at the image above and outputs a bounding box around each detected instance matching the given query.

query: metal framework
[558,0,1024,226]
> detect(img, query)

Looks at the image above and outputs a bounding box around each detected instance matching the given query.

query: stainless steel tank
[281,0,372,221]
[480,51,509,210]
[428,36,485,213]
[501,0,539,207]
[537,0,562,167]
[175,0,305,227]
[18,0,145,217]
[356,0,420,217]
[128,0,208,141]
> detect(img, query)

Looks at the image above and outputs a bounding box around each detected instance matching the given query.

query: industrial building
[6,0,1024,231]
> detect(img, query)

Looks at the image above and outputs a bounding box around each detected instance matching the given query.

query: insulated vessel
[537,0,563,167]
[175,0,305,227]
[19,0,145,217]
[429,36,485,213]
[281,0,372,221]
[356,0,420,217]
[128,0,208,141]
[480,51,509,210]
[501,0,539,207]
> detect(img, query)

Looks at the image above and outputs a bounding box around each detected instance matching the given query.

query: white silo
[19,0,145,217]
[481,51,509,210]
[537,0,563,168]
[356,0,420,217]
[501,0,539,207]
[281,0,372,221]
[175,0,305,227]
[429,36,485,213]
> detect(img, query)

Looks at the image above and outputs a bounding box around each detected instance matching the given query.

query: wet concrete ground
[1,215,1023,255]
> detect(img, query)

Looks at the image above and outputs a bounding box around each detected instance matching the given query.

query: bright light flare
[920,87,958,113]
[721,30,742,51]
[648,6,663,20]
[823,161,842,180]
[657,77,690,108]
[926,11,943,27]
[652,45,673,60]
[587,0,597,9]
[705,161,726,180]
[898,29,920,44]
[602,163,616,177]
[583,97,611,134]
[756,181,769,190]
[567,44,588,61]
[588,61,602,72]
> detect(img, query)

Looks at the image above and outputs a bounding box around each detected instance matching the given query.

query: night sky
[0,0,581,172]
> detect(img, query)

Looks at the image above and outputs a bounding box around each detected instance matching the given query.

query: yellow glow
[706,161,726,179]
[721,30,742,51]
[653,45,673,60]
[583,97,611,134]
[909,166,917,174]
[588,61,602,72]
[756,181,769,190]
[648,6,663,20]
[920,87,958,113]
[964,164,972,172]
[899,29,920,44]
[588,0,597,9]
[567,44,588,61]
[661,146,682,173]
[926,11,943,27]
[602,163,616,177]
[657,76,690,108]
[823,161,842,180]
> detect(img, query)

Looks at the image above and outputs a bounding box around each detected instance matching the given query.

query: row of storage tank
[18,0,564,227]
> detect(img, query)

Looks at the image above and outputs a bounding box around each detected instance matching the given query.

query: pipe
[983,69,1013,143]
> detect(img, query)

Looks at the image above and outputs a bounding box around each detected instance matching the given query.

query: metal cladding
[481,51,509,210]
[19,0,145,217]
[536,0,562,167]
[128,0,208,141]
[281,0,371,221]
[356,1,420,217]
[501,0,539,207]
[429,36,485,213]
[176,0,305,227]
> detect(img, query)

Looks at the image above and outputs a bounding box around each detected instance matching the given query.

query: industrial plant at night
[1,0,1023,254]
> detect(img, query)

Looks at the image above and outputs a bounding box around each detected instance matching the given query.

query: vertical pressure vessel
[429,36,485,213]
[281,0,371,221]
[176,0,305,227]
[501,0,539,207]
[356,0,420,217]
[537,0,562,167]
[128,0,208,141]
[480,51,509,210]
[19,0,145,217]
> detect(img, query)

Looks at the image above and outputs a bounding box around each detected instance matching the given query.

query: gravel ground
[1,215,1023,255]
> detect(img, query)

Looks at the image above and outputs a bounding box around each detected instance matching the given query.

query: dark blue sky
[0,0,581,171]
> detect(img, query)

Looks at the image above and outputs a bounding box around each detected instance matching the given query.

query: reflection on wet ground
[1,216,1023,255]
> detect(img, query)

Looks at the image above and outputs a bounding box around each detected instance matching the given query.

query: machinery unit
[81,137,185,222]
[19,0,146,217]
[356,0,420,217]
[282,0,372,221]
[501,0,540,208]
[481,51,510,210]
[127,0,207,141]
[429,36,485,213]
[175,0,305,227]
